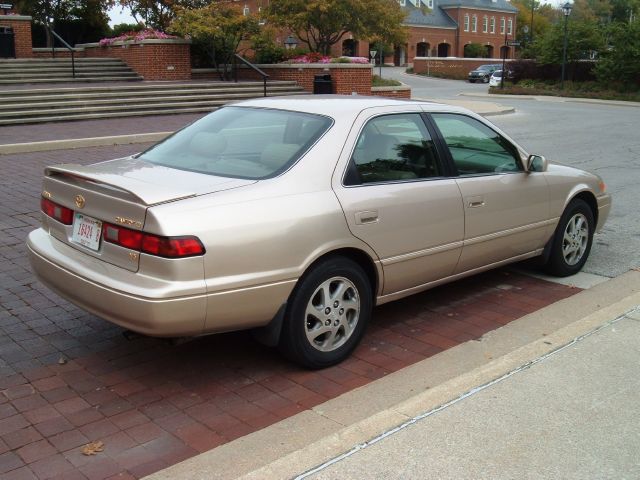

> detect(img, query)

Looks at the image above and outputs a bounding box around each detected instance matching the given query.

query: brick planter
[371,85,411,99]
[0,14,32,58]
[238,63,373,95]
[413,57,512,80]
[76,39,192,80]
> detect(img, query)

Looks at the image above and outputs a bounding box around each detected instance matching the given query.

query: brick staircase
[0,81,307,125]
[0,57,143,84]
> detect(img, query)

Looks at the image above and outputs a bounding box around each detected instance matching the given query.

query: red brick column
[78,39,191,80]
[0,15,33,58]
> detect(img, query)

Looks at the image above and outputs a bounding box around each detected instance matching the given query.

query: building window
[500,17,505,34]
[464,14,469,32]
[507,19,513,35]
[243,5,249,15]
[472,15,477,32]
[490,17,495,33]
[483,16,488,33]
[428,0,433,7]
[399,0,406,6]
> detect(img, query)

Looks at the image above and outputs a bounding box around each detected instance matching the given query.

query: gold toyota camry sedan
[27,97,611,368]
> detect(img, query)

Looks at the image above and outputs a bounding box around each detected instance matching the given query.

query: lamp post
[284,35,298,50]
[560,2,572,90]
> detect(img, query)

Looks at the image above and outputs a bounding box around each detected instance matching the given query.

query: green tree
[118,0,207,31]
[534,18,604,65]
[171,2,259,80]
[595,20,640,85]
[463,42,486,58]
[267,0,407,55]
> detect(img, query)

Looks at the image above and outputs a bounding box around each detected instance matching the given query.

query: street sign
[369,50,377,58]
[508,41,521,46]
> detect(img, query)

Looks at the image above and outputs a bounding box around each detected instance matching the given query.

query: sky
[108,6,136,27]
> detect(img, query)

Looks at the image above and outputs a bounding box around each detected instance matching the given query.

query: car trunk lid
[41,156,255,272]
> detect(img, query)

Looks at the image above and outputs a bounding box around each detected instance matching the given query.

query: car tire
[469,79,476,83]
[279,257,372,369]
[544,198,594,277]
[483,76,490,83]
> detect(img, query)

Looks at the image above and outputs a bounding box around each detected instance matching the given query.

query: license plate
[72,213,102,251]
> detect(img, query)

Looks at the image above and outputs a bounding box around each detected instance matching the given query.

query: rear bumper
[28,228,208,337]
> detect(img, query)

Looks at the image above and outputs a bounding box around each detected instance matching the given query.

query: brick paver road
[0,114,206,146]
[0,144,578,479]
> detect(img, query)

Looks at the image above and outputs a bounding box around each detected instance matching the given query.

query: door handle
[355,210,379,224]
[467,195,485,208]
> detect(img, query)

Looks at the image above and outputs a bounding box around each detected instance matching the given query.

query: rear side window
[139,107,332,179]
[431,114,521,175]
[345,113,442,185]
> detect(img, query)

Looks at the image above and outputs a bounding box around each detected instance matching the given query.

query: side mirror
[526,154,548,172]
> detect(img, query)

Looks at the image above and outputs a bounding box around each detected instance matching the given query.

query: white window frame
[464,14,470,32]
[490,17,495,33]
[243,5,249,15]
[507,19,513,35]
[482,16,488,33]
[500,17,505,34]
[472,15,477,32]
[428,0,433,7]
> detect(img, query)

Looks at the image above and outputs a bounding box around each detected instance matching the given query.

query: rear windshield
[139,106,333,179]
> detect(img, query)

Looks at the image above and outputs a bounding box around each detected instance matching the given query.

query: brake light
[103,223,205,258]
[41,197,74,225]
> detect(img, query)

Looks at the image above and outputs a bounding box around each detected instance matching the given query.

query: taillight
[41,197,74,225]
[103,223,205,258]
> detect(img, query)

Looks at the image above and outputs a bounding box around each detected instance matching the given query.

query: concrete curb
[459,92,640,108]
[144,270,640,480]
[414,97,515,116]
[0,132,172,155]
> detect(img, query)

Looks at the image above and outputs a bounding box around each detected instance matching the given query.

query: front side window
[490,17,495,33]
[483,16,488,33]
[500,17,505,34]
[140,107,332,179]
[346,114,442,185]
[464,14,470,32]
[508,19,513,35]
[431,114,521,175]
[472,15,477,32]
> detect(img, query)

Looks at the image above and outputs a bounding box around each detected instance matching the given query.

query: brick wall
[236,64,373,95]
[0,15,32,58]
[77,40,191,80]
[370,86,411,99]
[413,57,512,80]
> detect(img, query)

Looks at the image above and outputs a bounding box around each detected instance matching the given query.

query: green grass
[372,75,402,87]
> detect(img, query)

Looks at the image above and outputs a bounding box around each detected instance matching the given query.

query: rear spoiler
[45,164,196,206]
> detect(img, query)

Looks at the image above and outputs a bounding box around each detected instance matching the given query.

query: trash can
[0,26,16,59]
[313,74,333,94]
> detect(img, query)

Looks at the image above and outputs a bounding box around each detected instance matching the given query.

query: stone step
[0,71,141,79]
[0,87,306,111]
[0,91,307,125]
[0,81,299,97]
[0,66,133,74]
[0,76,145,84]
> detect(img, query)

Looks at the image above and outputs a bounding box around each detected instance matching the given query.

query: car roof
[232,95,461,118]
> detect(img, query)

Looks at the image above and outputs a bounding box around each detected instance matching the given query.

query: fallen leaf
[82,441,104,456]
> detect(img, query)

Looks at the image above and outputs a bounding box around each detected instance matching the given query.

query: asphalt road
[384,68,640,278]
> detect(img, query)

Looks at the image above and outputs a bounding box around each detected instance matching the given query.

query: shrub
[98,29,176,46]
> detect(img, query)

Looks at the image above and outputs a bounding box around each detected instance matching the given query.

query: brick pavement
[0,114,206,146]
[0,145,579,479]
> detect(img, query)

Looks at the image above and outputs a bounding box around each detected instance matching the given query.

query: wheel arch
[567,189,598,228]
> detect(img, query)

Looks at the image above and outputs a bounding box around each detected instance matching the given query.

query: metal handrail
[233,54,270,97]
[48,27,75,78]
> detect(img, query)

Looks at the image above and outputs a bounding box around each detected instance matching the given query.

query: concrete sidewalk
[305,308,640,479]
[146,270,640,480]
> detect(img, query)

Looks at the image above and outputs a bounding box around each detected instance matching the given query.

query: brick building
[242,0,517,65]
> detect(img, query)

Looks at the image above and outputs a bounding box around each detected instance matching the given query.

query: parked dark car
[468,64,502,83]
